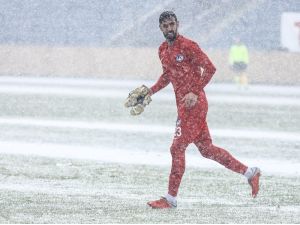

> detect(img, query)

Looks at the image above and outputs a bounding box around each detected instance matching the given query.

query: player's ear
[159,23,163,31]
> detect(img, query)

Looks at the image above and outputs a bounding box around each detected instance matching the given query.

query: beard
[164,31,177,42]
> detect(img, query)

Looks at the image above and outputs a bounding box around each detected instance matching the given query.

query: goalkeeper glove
[124,85,152,116]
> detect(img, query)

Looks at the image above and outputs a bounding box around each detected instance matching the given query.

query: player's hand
[182,92,198,108]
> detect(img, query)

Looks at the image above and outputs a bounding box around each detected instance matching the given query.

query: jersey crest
[175,54,184,62]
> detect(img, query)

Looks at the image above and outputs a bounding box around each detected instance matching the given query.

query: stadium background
[0,0,300,85]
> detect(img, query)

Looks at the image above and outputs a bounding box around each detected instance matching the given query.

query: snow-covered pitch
[0,77,299,223]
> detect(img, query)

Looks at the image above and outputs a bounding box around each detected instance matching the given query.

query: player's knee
[199,143,214,158]
[200,149,212,158]
[170,145,176,156]
[170,142,185,156]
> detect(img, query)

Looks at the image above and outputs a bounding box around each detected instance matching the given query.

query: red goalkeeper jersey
[150,34,216,142]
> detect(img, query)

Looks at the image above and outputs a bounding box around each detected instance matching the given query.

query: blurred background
[0,0,300,84]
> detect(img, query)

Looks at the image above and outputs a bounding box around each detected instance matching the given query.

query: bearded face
[159,17,178,42]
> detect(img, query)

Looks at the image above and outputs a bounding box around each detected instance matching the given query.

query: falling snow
[0,0,300,223]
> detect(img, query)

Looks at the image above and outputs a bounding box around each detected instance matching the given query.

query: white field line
[0,85,299,106]
[0,76,300,96]
[207,95,300,106]
[0,77,153,88]
[0,117,299,142]
[0,141,299,177]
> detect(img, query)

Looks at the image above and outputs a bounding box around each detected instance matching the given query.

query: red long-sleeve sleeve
[150,69,170,95]
[189,42,216,90]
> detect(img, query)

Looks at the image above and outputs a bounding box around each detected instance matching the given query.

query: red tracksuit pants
[168,121,248,197]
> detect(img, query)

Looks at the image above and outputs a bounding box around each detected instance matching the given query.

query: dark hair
[159,11,177,24]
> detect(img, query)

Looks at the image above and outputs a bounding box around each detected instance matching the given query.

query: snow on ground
[0,141,299,177]
[0,76,299,223]
[0,77,299,106]
[0,76,299,175]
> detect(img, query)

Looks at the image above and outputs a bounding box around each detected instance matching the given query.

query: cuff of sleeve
[150,86,158,95]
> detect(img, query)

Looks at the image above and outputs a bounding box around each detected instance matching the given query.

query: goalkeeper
[125,11,261,209]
